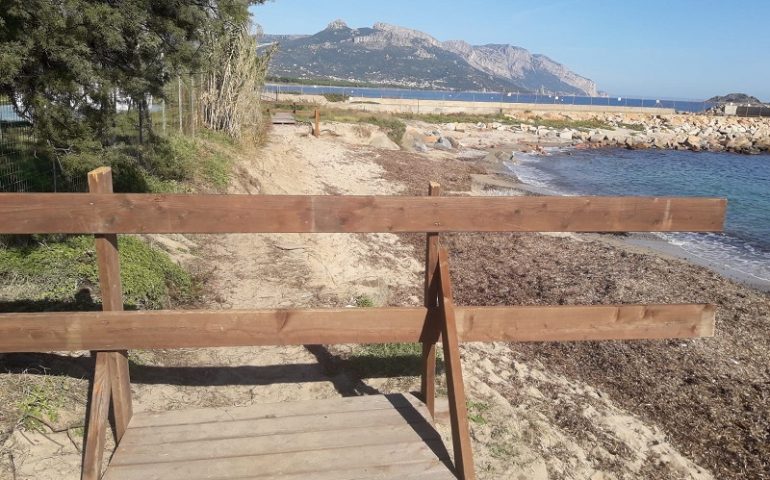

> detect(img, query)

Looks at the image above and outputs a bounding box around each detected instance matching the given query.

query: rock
[413,141,429,153]
[685,135,701,148]
[433,137,452,150]
[589,133,606,143]
[446,136,460,148]
[422,135,439,144]
[559,131,573,141]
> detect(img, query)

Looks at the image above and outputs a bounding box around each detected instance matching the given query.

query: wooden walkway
[271,112,297,125]
[103,394,456,480]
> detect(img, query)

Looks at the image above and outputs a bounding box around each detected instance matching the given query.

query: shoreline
[470,165,770,293]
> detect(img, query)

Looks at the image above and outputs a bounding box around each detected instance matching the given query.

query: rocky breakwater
[576,115,770,154]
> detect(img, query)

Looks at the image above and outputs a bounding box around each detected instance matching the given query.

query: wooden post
[177,75,183,133]
[87,167,132,441]
[421,182,441,418]
[437,246,475,480]
[314,108,320,137]
[190,75,195,138]
[81,352,112,480]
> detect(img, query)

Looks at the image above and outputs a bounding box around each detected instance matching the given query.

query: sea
[265,83,715,113]
[506,148,770,290]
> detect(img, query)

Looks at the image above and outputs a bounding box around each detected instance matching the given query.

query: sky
[250,0,770,100]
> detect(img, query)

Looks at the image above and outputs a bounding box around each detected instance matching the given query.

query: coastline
[474,156,770,293]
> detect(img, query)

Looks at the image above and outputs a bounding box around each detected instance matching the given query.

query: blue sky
[251,0,770,100]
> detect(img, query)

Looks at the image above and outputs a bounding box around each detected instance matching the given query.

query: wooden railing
[0,167,726,480]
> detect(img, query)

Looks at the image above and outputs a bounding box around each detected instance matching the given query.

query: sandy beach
[2,121,768,480]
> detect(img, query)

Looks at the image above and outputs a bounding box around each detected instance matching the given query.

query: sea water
[506,148,770,288]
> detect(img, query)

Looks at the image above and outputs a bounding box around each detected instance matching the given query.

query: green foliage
[18,382,62,431]
[362,116,406,144]
[617,122,646,131]
[0,235,193,309]
[323,93,350,103]
[349,343,445,378]
[354,294,375,308]
[56,133,234,193]
[524,116,613,131]
[467,400,491,425]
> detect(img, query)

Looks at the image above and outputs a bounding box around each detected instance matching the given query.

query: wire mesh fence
[0,79,202,193]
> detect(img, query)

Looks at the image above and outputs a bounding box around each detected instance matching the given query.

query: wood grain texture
[0,194,726,234]
[421,182,441,419]
[436,247,475,480]
[0,304,715,352]
[81,352,112,480]
[88,167,132,443]
[103,394,455,480]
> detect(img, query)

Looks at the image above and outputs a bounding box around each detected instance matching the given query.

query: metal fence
[0,80,200,193]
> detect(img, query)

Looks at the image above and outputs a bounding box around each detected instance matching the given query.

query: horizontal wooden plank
[108,460,455,480]
[0,194,726,233]
[112,423,442,466]
[0,304,715,352]
[129,393,425,429]
[104,441,452,480]
[121,404,433,447]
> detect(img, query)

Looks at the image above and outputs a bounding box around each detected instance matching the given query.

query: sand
[3,121,767,479]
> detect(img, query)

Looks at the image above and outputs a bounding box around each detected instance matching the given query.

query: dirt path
[3,123,724,479]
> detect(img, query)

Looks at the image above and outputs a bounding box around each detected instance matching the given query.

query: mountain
[707,93,765,105]
[262,20,598,95]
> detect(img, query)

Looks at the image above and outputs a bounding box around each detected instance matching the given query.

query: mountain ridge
[263,20,598,95]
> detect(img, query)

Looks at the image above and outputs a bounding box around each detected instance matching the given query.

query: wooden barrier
[0,169,726,480]
[0,304,715,352]
[0,193,726,234]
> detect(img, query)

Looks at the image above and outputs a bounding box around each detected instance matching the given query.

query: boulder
[413,141,430,153]
[433,137,453,150]
[422,135,439,144]
[685,135,701,148]
[559,131,573,141]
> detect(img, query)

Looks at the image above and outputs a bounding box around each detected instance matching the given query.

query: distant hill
[708,93,765,104]
[262,20,598,95]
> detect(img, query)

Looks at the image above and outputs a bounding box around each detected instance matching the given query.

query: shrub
[323,93,350,103]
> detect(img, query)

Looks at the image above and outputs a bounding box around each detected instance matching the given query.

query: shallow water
[506,148,770,286]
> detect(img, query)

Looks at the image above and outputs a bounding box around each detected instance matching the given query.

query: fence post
[87,168,132,439]
[420,181,441,419]
[177,75,183,134]
[190,75,196,138]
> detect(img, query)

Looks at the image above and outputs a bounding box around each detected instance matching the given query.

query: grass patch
[362,116,406,144]
[467,400,492,425]
[323,93,350,103]
[350,343,425,377]
[617,122,646,131]
[17,378,65,431]
[354,294,375,308]
[523,116,613,131]
[0,235,194,310]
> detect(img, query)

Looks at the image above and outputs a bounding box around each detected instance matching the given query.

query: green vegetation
[350,343,425,377]
[363,116,407,144]
[323,93,350,103]
[523,116,613,131]
[617,122,646,131]
[16,377,65,431]
[467,400,492,425]
[0,235,194,310]
[354,294,375,308]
